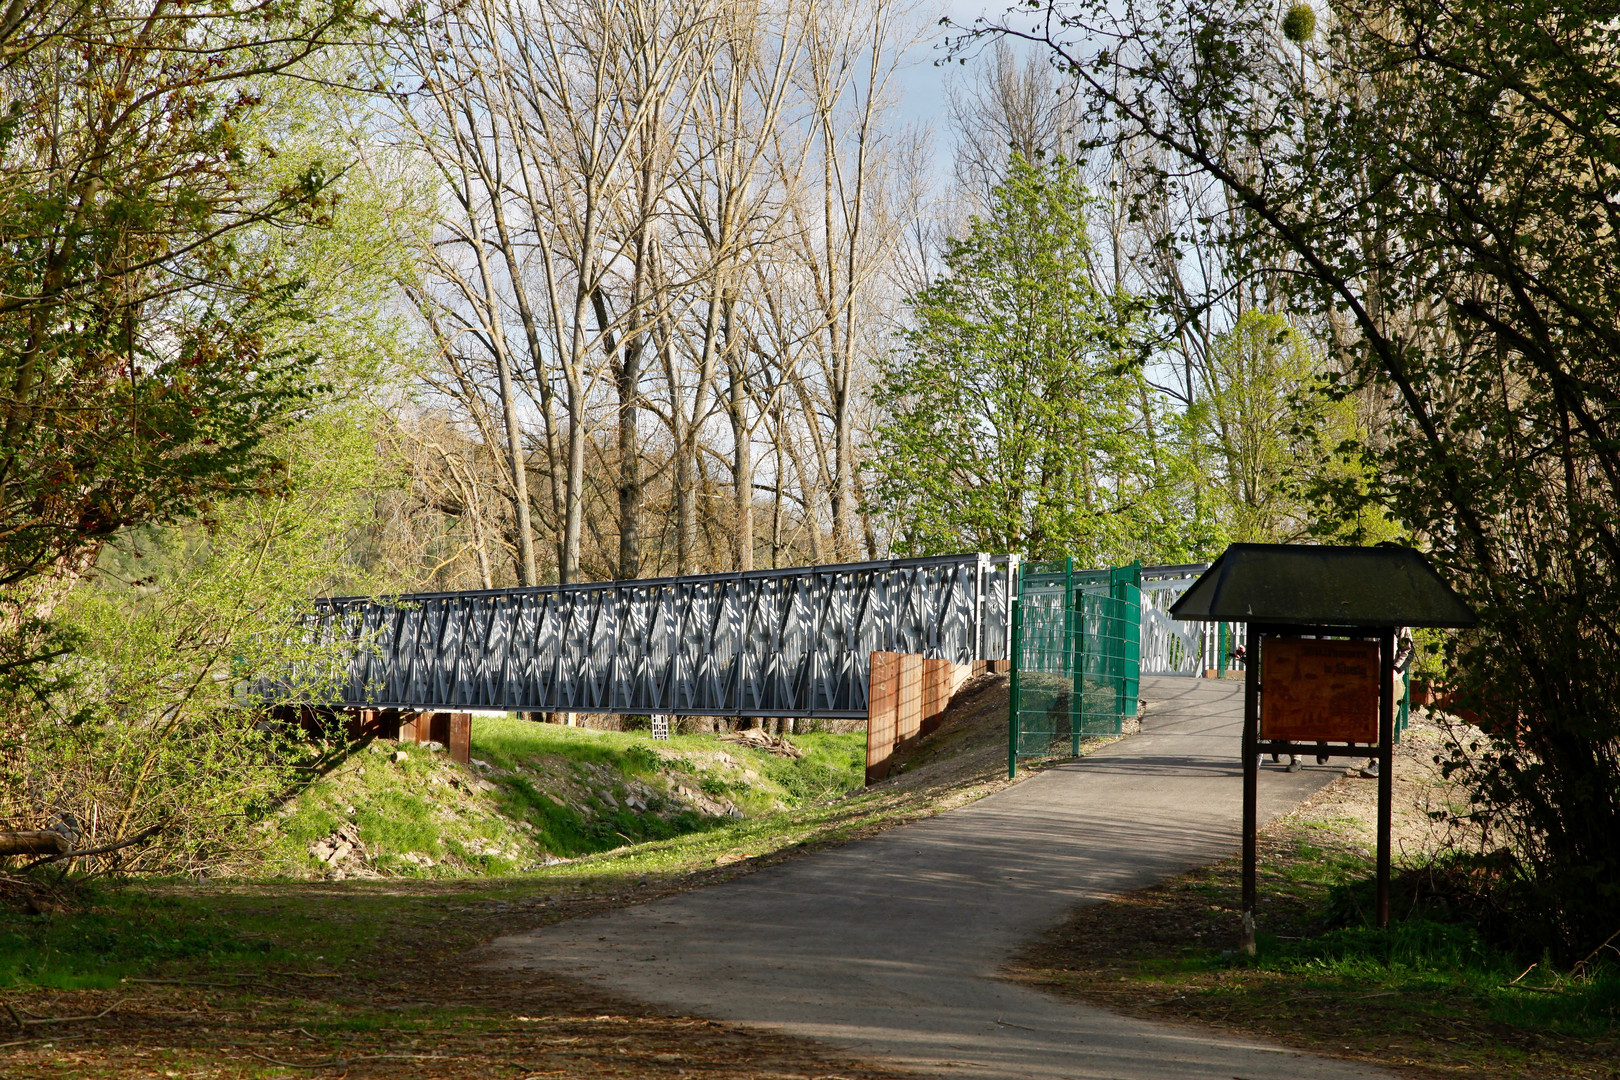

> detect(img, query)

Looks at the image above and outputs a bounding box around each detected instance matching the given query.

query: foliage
[871,154,1207,563]
[0,23,426,872]
[0,0,364,860]
[1191,310,1388,545]
[1280,3,1316,44]
[1005,0,1620,960]
[3,410,395,872]
[0,0,360,600]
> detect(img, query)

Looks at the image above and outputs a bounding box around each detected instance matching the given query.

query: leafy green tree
[0,10,413,863]
[1193,310,1389,545]
[999,0,1620,957]
[41,409,394,871]
[871,155,1202,563]
[0,0,357,625]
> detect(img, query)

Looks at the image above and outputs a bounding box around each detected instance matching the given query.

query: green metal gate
[1007,559,1142,776]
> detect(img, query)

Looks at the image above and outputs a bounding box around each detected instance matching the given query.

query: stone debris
[392,749,409,763]
[469,758,493,772]
[671,782,742,818]
[309,822,366,867]
[718,728,803,758]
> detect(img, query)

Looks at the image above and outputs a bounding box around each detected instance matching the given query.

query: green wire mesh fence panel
[1009,560,1142,775]
[1009,559,1078,761]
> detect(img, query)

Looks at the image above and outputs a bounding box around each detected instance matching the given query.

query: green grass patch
[257,717,867,878]
[1236,843,1620,1042]
[0,889,310,989]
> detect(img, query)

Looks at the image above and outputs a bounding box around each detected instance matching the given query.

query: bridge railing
[1140,563,1245,676]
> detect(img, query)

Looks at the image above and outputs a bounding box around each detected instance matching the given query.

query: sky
[891,1,1053,177]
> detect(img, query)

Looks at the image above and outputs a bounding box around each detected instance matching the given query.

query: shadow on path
[487,675,1393,1080]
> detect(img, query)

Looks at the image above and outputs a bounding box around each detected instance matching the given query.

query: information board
[1260,637,1380,743]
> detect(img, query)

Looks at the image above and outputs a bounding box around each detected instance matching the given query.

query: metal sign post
[1241,623,1395,954]
[1241,631,1260,953]
[1377,627,1395,929]
[1171,543,1477,955]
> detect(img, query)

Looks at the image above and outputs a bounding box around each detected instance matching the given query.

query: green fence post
[1117,562,1141,730]
[1067,558,1082,756]
[1008,571,1023,779]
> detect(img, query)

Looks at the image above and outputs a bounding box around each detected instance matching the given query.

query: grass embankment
[1010,713,1620,1080]
[0,674,1025,1078]
[263,716,869,879]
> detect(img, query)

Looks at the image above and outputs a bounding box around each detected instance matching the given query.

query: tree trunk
[0,831,69,857]
[617,331,644,581]
[726,297,754,571]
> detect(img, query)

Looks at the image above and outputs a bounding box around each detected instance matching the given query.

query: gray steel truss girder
[301,553,1016,718]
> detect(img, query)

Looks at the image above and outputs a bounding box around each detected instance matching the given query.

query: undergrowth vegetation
[1237,843,1620,1043]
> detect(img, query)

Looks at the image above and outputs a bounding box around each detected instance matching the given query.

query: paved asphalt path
[488,676,1394,1079]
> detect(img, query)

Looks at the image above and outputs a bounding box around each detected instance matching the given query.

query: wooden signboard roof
[1168,543,1477,628]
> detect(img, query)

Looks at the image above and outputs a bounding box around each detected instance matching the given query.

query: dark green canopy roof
[1168,543,1477,628]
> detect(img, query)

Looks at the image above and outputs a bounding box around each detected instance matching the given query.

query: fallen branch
[245,1049,449,1069]
[20,826,162,870]
[3,999,121,1026]
[1573,928,1620,980]
[717,728,803,758]
[121,977,243,989]
[1508,962,1537,986]
[0,1033,87,1050]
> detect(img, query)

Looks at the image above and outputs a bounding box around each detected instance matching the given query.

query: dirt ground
[1282,710,1478,860]
[6,947,919,1078]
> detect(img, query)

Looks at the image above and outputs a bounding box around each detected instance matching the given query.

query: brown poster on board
[1260,637,1380,743]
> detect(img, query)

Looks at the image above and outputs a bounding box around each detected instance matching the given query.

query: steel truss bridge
[300,554,1017,719]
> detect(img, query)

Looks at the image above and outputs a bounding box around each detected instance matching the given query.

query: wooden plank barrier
[269,705,472,765]
[865,652,983,784]
[343,707,402,741]
[866,652,900,784]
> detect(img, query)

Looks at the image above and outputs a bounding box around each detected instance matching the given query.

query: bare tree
[394,0,721,583]
[378,0,933,584]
